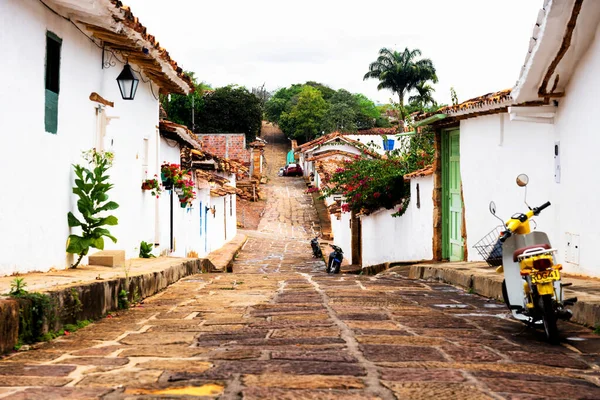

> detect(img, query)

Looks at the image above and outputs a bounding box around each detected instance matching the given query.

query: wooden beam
[89,92,114,107]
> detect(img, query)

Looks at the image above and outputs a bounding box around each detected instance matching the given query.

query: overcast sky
[125,0,542,105]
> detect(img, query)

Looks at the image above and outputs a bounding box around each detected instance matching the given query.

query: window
[45,31,62,134]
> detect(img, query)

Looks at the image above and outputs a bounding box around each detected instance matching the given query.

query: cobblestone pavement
[2,129,600,399]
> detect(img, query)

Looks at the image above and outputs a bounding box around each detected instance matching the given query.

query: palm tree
[364,47,437,119]
[408,82,437,111]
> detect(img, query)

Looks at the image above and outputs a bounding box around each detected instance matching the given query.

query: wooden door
[442,129,464,261]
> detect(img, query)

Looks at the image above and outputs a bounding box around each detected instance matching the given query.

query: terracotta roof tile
[404,165,434,179]
[108,1,194,92]
[297,131,380,159]
[159,120,201,150]
[414,89,513,121]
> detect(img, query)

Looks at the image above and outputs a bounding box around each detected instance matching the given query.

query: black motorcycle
[310,236,323,258]
[327,244,344,274]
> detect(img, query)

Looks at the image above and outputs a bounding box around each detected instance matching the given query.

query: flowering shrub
[320,157,408,216]
[321,131,434,218]
[306,187,320,194]
[141,177,162,198]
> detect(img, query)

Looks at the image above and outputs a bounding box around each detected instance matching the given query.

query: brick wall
[197,134,250,163]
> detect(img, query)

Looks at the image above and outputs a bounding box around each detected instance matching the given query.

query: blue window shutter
[45,89,59,134]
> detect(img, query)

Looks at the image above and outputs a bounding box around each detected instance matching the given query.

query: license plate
[531,269,560,283]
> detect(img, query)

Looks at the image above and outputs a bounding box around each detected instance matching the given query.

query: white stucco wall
[459,114,556,265]
[0,0,164,275]
[551,21,600,277]
[345,135,386,154]
[331,209,352,259]
[360,176,434,267]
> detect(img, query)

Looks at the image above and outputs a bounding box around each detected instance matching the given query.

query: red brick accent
[197,134,251,163]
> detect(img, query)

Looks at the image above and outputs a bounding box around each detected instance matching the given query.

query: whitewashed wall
[459,114,556,265]
[0,0,165,275]
[345,135,385,154]
[360,176,434,267]
[331,209,352,259]
[157,139,211,259]
[552,21,600,277]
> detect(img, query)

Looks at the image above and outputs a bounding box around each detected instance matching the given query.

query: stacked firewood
[236,179,263,202]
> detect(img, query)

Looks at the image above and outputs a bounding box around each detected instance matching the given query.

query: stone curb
[207,233,248,272]
[0,236,247,355]
[407,264,600,329]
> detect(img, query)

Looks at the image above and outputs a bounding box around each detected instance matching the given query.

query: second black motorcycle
[327,244,344,274]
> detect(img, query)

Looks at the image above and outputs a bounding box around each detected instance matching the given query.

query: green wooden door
[442,129,464,261]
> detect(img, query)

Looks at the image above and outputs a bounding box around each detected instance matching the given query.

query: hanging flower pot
[180,201,188,208]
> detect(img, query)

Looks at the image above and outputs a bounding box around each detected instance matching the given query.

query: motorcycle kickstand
[511,325,530,338]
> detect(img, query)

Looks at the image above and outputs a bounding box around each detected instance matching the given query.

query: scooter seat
[513,244,551,262]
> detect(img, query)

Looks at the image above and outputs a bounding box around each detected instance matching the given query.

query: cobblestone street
[1,130,600,399]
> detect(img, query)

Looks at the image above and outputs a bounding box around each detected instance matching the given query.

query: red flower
[373,192,381,199]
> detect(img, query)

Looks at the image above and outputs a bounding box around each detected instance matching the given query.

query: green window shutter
[45,31,61,134]
[45,89,59,134]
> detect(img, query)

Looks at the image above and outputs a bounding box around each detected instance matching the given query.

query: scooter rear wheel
[541,294,559,344]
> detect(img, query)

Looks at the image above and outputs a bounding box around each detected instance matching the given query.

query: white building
[0,0,195,275]
[413,0,600,277]
[296,131,380,180]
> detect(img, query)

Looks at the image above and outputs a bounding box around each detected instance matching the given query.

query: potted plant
[141,176,162,198]
[177,177,196,208]
[160,162,182,190]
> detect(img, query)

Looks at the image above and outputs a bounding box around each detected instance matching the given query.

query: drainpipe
[155,127,160,247]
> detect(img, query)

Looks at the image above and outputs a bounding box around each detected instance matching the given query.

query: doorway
[442,129,464,261]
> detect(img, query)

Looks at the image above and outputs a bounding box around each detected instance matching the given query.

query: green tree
[408,82,437,111]
[364,47,437,119]
[265,85,304,124]
[279,86,328,141]
[196,86,263,143]
[324,102,357,133]
[160,72,211,131]
[450,87,459,105]
[354,94,380,129]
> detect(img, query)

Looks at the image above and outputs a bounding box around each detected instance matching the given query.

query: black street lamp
[116,63,139,100]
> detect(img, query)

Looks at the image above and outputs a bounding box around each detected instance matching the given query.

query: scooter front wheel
[541,294,559,344]
[501,280,511,310]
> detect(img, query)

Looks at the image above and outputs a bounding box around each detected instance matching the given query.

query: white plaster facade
[459,114,557,265]
[454,0,600,277]
[0,0,197,275]
[360,176,434,267]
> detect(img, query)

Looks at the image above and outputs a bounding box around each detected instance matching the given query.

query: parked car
[284,163,303,177]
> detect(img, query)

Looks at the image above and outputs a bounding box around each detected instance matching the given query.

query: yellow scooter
[474,174,577,344]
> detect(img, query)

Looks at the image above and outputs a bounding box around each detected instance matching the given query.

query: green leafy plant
[9,278,28,296]
[118,289,129,310]
[66,149,119,268]
[9,291,56,344]
[139,241,156,258]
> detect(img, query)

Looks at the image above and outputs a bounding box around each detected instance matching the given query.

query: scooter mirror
[489,201,497,215]
[516,174,529,187]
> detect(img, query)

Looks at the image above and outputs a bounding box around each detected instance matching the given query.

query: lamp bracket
[102,44,117,69]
